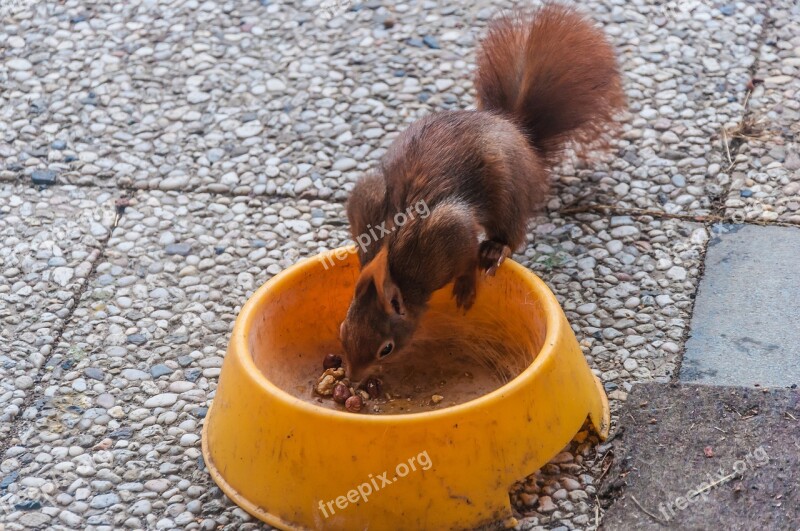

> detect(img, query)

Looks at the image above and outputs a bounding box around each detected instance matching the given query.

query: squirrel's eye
[378,341,394,359]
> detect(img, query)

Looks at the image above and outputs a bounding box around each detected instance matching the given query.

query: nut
[322,367,345,380]
[323,353,342,370]
[345,395,363,413]
[315,375,337,396]
[332,382,351,404]
[363,377,382,399]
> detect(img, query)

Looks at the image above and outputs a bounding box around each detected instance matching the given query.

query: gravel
[0,0,793,529]
[724,4,800,224]
[0,192,346,530]
[0,184,115,447]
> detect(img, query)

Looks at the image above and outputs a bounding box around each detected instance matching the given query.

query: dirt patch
[600,382,800,529]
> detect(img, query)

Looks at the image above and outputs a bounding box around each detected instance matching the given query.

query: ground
[0,0,798,530]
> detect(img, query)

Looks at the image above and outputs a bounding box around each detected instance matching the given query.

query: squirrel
[339,4,626,382]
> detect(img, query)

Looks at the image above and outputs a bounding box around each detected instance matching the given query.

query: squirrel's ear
[360,247,406,317]
[382,281,406,317]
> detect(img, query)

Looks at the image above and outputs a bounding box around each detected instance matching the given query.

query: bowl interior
[247,249,549,413]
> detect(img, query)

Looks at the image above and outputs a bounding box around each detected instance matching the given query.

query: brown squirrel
[339,4,626,382]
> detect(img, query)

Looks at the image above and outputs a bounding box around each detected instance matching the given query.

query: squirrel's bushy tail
[475,4,625,163]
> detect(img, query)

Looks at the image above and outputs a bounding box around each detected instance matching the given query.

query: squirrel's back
[379,4,625,215]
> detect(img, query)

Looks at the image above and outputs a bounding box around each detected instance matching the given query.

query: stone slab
[681,224,800,387]
[0,185,116,446]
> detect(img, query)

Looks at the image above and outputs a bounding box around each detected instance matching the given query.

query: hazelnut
[323,353,342,370]
[333,382,351,404]
[345,395,364,413]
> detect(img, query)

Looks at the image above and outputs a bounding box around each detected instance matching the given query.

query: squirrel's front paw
[479,240,511,276]
[452,274,477,311]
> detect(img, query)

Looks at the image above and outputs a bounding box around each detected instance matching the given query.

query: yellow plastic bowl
[202,247,609,530]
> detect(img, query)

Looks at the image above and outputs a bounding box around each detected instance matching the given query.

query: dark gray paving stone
[680,224,800,387]
[600,382,800,530]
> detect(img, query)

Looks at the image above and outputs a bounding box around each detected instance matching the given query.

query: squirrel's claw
[480,240,511,276]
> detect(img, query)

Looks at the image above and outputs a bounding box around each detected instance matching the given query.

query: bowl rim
[231,247,562,424]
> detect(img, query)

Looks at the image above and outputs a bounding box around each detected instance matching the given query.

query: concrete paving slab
[600,382,800,530]
[1,0,766,212]
[680,223,800,388]
[520,213,707,394]
[0,191,346,530]
[0,185,115,445]
[555,1,766,218]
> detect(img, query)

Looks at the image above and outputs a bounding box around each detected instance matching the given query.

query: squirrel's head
[339,247,420,383]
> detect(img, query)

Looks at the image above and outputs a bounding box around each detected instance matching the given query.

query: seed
[363,377,382,399]
[323,353,342,370]
[345,395,364,413]
[431,394,444,404]
[333,382,351,404]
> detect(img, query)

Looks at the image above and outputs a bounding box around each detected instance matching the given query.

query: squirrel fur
[339,4,626,381]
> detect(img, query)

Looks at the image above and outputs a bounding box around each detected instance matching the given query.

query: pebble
[666,266,688,281]
[422,35,441,49]
[127,334,147,345]
[85,368,104,380]
[165,243,192,256]
[151,364,174,378]
[145,479,170,493]
[267,78,287,91]
[15,375,35,390]
[332,158,357,171]
[130,500,152,516]
[8,36,25,48]
[144,393,178,408]
[59,510,83,527]
[235,122,263,139]
[610,226,639,239]
[89,493,120,509]
[121,369,150,381]
[7,58,33,70]
[538,496,557,513]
